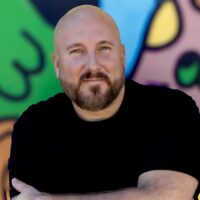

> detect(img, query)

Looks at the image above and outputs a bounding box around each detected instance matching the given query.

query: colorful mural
[1,0,200,199]
[133,0,200,109]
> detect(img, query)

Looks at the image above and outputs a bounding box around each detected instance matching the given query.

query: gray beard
[62,78,124,111]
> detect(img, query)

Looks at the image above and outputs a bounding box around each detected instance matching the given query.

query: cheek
[105,56,124,74]
[99,53,116,63]
[59,59,83,82]
[111,58,125,81]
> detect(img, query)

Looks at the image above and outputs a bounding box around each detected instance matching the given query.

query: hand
[11,178,47,200]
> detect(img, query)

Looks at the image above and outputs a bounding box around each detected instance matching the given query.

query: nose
[85,53,100,71]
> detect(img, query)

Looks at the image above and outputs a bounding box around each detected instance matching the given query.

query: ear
[52,52,60,78]
[120,44,126,69]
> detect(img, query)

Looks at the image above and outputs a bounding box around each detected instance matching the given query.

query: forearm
[41,188,147,200]
[11,171,198,200]
[42,186,193,200]
[43,171,197,200]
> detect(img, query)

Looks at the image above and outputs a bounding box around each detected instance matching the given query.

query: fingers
[11,178,42,200]
[11,178,34,192]
[11,195,19,200]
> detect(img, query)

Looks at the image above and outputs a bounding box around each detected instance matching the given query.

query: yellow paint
[146,0,180,47]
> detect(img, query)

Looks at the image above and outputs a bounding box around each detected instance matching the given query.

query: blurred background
[1,0,200,199]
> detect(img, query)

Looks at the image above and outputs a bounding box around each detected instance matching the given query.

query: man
[9,5,200,200]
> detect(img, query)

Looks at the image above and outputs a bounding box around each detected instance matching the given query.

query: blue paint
[100,0,157,77]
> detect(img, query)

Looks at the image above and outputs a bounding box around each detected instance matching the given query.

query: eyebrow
[66,43,84,51]
[66,41,114,51]
[98,41,114,46]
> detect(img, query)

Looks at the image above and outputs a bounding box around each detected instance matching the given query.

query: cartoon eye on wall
[134,0,200,109]
[175,0,200,88]
[175,51,200,87]
[146,0,182,49]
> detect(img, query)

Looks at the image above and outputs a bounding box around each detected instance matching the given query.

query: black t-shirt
[8,80,200,197]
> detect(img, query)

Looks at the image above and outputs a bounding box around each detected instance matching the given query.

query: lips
[80,71,109,82]
[82,77,106,81]
[175,51,200,87]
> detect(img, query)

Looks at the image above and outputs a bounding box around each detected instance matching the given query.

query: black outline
[0,29,45,101]
[145,0,183,50]
[131,0,183,79]
[191,0,200,12]
[175,51,200,87]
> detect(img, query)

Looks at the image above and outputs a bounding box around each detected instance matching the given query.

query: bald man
[9,5,200,200]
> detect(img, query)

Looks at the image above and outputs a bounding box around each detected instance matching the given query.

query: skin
[53,5,126,121]
[11,5,198,200]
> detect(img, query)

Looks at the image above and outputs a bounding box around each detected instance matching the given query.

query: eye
[69,48,84,54]
[98,46,112,51]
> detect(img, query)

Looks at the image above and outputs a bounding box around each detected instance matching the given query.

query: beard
[61,71,125,111]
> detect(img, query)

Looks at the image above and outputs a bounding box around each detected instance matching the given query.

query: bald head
[52,5,126,115]
[54,5,121,52]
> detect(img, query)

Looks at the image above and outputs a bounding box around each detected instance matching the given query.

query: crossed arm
[11,170,198,200]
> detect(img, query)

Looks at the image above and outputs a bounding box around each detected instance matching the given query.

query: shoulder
[125,80,200,128]
[11,93,72,143]
[126,79,186,97]
[125,79,199,109]
[14,93,70,128]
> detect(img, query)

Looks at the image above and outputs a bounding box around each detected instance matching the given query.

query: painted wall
[1,0,200,199]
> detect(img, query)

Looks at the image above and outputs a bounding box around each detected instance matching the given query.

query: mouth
[82,77,106,81]
[81,78,107,86]
[80,71,109,82]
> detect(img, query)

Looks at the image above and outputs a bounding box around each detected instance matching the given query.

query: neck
[72,86,125,121]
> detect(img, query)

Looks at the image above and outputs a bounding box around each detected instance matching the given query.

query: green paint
[177,62,199,86]
[0,0,62,118]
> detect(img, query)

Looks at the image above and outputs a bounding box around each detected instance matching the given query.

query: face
[53,12,125,111]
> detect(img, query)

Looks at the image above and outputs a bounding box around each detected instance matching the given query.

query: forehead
[58,23,119,49]
[55,9,120,46]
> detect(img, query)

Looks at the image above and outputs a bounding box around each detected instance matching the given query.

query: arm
[12,170,198,200]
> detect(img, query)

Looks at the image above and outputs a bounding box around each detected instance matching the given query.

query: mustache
[80,71,109,81]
